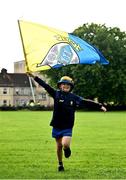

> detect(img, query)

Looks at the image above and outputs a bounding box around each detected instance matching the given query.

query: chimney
[1,68,7,74]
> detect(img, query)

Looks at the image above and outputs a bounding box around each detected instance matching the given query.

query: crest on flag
[37,43,79,69]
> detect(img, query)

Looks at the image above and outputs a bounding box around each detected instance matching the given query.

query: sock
[59,161,63,166]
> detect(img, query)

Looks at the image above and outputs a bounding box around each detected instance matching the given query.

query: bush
[0,105,53,111]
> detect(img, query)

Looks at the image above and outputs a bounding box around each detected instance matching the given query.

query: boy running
[28,74,107,171]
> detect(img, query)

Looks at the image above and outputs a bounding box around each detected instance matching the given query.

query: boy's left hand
[101,106,107,112]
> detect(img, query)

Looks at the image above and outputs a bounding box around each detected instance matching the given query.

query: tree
[42,23,126,105]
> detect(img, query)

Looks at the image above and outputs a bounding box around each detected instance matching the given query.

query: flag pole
[18,20,36,103]
[28,76,36,103]
[17,20,29,71]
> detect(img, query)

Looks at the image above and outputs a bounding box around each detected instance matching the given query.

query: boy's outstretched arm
[80,98,107,112]
[27,72,56,98]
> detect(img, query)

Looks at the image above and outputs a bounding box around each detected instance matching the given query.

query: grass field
[0,111,126,179]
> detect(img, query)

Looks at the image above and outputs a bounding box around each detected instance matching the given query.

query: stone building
[0,60,53,107]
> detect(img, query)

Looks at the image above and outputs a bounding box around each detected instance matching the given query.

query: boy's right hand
[27,72,35,78]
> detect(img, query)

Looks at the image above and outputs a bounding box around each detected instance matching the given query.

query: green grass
[0,111,126,179]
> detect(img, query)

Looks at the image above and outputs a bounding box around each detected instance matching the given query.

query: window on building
[15,100,19,106]
[20,88,24,95]
[20,99,26,106]
[15,88,19,95]
[3,88,7,94]
[24,88,30,95]
[3,100,7,106]
[42,93,46,101]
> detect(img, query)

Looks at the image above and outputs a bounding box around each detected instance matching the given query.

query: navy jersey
[34,76,102,129]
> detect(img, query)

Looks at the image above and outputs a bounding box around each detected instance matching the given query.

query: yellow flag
[18,20,109,72]
[18,20,68,72]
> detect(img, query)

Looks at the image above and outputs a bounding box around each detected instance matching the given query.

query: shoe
[64,147,71,158]
[58,165,64,171]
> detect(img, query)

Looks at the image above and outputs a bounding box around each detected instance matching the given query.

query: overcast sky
[0,0,126,73]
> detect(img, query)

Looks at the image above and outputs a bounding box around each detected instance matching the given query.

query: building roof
[0,70,35,87]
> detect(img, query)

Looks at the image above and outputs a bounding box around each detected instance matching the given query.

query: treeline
[0,105,53,111]
[0,104,126,111]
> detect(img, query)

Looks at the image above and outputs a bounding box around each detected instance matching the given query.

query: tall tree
[42,23,126,105]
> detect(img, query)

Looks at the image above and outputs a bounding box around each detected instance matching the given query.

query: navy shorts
[52,128,72,139]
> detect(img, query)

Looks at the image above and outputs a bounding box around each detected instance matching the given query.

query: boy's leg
[56,138,64,171]
[62,136,72,158]
[56,138,63,162]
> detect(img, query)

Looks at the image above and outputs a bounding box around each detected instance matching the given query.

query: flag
[18,20,109,72]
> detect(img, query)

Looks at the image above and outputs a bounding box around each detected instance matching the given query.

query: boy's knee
[62,142,69,149]
[62,137,71,149]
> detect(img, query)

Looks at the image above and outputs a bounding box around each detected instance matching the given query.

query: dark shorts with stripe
[52,128,72,139]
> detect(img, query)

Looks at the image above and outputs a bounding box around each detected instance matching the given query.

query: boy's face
[59,83,71,92]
